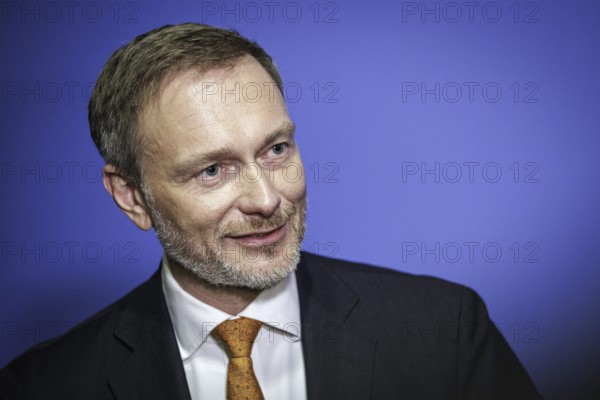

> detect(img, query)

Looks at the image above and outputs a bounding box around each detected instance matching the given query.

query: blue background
[1,0,599,398]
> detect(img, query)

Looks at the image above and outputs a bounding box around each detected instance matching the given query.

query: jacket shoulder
[0,270,163,398]
[300,251,474,298]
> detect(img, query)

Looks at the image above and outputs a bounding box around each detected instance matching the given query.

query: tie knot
[212,317,262,358]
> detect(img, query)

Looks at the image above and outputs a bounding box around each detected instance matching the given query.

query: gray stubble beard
[142,184,306,290]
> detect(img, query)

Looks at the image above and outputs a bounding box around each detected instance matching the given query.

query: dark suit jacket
[0,252,541,399]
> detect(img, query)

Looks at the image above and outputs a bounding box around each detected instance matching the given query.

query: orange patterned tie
[212,317,265,400]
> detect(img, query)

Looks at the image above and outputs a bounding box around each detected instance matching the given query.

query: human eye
[203,164,220,177]
[195,164,222,184]
[270,142,288,156]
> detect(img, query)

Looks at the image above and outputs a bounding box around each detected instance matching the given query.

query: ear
[102,165,153,231]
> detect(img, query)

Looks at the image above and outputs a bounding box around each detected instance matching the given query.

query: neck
[168,258,261,315]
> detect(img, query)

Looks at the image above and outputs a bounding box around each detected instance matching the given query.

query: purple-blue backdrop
[1,0,599,398]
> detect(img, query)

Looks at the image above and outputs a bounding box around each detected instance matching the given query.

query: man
[0,23,542,399]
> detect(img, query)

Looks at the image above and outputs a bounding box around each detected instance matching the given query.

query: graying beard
[144,185,304,289]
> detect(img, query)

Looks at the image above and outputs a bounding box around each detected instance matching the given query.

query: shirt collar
[161,254,302,360]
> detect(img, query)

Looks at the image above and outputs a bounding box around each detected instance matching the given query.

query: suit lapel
[107,270,192,400]
[105,254,376,400]
[296,253,377,400]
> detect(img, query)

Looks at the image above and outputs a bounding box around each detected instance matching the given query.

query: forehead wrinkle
[149,56,284,135]
[170,119,295,179]
[143,82,217,152]
[137,56,290,183]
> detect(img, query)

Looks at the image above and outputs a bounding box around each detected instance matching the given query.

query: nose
[235,164,281,217]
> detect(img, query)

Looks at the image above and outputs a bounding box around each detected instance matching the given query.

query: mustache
[218,204,298,238]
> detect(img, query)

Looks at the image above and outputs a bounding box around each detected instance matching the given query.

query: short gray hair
[88,23,284,187]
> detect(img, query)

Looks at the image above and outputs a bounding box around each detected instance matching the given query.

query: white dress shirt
[161,255,307,400]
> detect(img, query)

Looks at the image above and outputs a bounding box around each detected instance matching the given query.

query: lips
[226,223,287,246]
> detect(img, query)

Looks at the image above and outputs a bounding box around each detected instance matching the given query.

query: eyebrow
[169,121,296,181]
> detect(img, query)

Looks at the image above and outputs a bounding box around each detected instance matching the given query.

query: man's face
[138,55,307,289]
